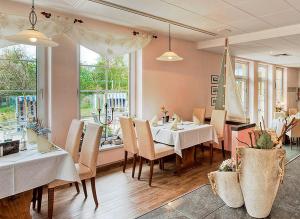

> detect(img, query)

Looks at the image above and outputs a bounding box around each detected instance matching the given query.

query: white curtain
[0,13,152,56]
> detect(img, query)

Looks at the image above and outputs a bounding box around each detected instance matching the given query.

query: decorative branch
[236,138,250,147]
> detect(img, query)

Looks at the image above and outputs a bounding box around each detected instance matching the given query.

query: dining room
[1,0,300,219]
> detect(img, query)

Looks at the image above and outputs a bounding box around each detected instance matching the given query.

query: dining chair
[65,119,84,162]
[209,110,227,163]
[119,117,139,178]
[288,108,297,116]
[134,119,175,186]
[193,107,206,124]
[47,123,103,219]
[32,119,84,213]
[290,119,300,149]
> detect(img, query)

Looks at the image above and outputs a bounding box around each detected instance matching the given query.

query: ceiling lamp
[156,24,183,61]
[5,0,58,47]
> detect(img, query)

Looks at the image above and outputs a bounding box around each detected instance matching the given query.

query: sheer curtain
[0,13,152,56]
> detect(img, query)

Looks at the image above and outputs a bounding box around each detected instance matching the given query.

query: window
[257,64,268,124]
[0,45,37,141]
[235,60,249,114]
[275,67,284,106]
[79,46,129,142]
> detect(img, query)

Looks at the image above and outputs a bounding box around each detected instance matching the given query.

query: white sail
[224,50,247,123]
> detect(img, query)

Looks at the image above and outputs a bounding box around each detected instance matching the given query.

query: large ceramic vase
[237,147,286,218]
[208,171,244,208]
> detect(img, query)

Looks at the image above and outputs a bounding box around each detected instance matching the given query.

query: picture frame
[211,96,217,106]
[211,75,219,84]
[211,86,218,95]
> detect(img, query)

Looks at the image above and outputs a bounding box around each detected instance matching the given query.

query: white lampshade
[156,51,183,61]
[5,29,58,47]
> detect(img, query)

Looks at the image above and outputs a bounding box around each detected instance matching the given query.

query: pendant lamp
[5,0,58,47]
[156,24,183,61]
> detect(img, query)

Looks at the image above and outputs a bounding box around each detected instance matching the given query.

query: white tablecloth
[0,144,80,199]
[151,122,219,157]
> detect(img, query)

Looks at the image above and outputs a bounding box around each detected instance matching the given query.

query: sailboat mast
[223,38,228,108]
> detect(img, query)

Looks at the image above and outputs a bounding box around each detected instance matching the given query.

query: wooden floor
[31,148,227,219]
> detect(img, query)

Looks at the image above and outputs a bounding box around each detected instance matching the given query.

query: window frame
[275,67,284,105]
[234,59,249,115]
[257,63,268,123]
[0,44,38,125]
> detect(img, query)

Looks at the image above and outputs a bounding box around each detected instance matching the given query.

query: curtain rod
[88,0,217,36]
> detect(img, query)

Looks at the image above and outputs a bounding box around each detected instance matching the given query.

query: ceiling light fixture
[156,24,183,62]
[5,0,58,47]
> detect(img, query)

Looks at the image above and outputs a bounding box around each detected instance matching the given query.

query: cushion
[76,163,93,180]
[154,143,174,159]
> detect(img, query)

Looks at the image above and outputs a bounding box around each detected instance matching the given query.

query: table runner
[0,144,80,199]
[151,122,218,157]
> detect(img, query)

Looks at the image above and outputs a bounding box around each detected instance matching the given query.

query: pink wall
[142,36,222,120]
[50,35,79,146]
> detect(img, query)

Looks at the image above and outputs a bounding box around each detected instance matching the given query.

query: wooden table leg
[0,190,32,219]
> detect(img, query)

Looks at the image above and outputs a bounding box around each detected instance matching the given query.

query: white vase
[208,171,244,208]
[26,129,37,144]
[237,147,286,218]
[37,135,51,153]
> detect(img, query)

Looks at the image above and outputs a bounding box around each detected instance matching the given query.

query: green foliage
[80,56,129,91]
[256,132,274,149]
[0,46,36,95]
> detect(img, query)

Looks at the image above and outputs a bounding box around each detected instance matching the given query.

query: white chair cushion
[154,143,175,159]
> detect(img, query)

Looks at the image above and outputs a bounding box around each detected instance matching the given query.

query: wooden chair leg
[201,143,205,153]
[291,137,293,150]
[210,143,213,164]
[91,177,98,207]
[37,186,43,213]
[48,188,54,219]
[132,154,137,178]
[75,182,80,194]
[161,158,164,171]
[123,151,128,173]
[32,188,37,209]
[81,180,87,199]
[138,157,143,180]
[149,160,154,186]
[221,140,225,159]
[159,159,162,170]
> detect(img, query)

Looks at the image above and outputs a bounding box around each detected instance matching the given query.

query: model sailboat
[215,38,247,123]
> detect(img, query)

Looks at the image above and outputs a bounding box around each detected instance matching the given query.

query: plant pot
[163,116,169,123]
[208,171,244,208]
[26,129,37,144]
[237,147,286,218]
[37,135,51,153]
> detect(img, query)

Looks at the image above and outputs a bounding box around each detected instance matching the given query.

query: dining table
[151,121,219,172]
[0,143,80,219]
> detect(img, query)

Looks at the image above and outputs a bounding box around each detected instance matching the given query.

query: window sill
[99,144,124,152]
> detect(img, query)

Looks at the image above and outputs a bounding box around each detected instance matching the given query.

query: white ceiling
[11,0,300,67]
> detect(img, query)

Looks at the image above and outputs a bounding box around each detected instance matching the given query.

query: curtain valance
[0,13,152,56]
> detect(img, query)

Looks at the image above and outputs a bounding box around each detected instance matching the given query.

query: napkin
[193,115,201,125]
[172,113,181,122]
[170,119,178,130]
[150,115,158,126]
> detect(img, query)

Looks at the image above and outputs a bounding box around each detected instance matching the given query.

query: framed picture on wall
[211,75,219,84]
[211,86,218,95]
[211,97,217,106]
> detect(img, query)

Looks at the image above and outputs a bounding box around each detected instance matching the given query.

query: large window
[275,67,284,105]
[79,46,129,141]
[235,60,249,114]
[258,64,268,124]
[0,45,37,141]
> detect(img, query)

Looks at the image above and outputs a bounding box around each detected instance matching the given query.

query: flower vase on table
[161,106,169,123]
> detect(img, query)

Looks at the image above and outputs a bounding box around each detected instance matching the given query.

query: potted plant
[236,120,295,218]
[161,106,169,123]
[208,159,244,208]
